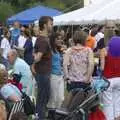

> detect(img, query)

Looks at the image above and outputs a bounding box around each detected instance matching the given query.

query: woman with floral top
[63,30,94,108]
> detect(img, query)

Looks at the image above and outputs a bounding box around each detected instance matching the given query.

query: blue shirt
[0,83,22,99]
[13,58,32,94]
[11,28,20,46]
[51,52,63,75]
[24,38,33,65]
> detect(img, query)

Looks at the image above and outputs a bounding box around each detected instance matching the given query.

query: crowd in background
[0,17,120,120]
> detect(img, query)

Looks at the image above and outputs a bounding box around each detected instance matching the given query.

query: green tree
[10,0,31,11]
[0,2,14,23]
[62,0,84,12]
[0,0,84,23]
[42,0,65,10]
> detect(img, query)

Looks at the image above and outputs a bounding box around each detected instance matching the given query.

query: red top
[8,79,23,91]
[103,54,120,78]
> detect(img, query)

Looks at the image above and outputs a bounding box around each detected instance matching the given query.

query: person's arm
[93,38,97,49]
[8,95,20,102]
[1,85,21,102]
[0,38,6,56]
[63,49,71,80]
[100,48,107,71]
[0,48,3,56]
[13,45,24,51]
[94,39,97,49]
[33,52,43,63]
[86,49,94,83]
[24,40,33,52]
[31,63,36,75]
[33,38,48,64]
[31,52,43,76]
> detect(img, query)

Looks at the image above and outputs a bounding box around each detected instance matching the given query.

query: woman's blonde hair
[0,69,8,85]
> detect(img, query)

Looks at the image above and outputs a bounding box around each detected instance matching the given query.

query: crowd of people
[0,16,120,120]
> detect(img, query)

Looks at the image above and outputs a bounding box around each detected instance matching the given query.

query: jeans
[35,73,50,120]
[67,82,90,92]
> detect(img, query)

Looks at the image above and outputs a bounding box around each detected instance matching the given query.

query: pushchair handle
[92,76,110,92]
[102,77,110,90]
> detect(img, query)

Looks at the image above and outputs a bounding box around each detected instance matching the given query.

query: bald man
[7,49,33,96]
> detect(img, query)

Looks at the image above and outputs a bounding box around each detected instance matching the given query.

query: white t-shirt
[1,38,11,59]
[18,35,27,48]
[95,32,104,42]
[32,36,37,47]
[95,32,104,48]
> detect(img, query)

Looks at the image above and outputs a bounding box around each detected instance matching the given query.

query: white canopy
[54,0,120,25]
[83,0,120,24]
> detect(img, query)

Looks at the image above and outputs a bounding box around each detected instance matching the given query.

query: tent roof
[54,0,119,25]
[84,0,120,24]
[8,5,62,25]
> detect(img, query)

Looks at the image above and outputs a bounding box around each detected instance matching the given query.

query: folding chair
[8,99,24,120]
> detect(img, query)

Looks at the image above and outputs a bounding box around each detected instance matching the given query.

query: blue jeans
[35,73,50,120]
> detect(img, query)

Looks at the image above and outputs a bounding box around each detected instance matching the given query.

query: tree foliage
[0,2,14,23]
[0,0,84,23]
[62,0,84,12]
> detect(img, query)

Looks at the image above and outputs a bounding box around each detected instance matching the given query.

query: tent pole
[72,25,73,39]
[71,25,74,46]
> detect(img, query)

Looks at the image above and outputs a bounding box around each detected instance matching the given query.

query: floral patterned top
[63,46,94,83]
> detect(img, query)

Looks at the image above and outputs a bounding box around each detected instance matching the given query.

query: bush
[0,2,14,24]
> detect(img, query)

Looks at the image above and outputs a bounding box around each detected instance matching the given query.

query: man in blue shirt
[7,49,33,96]
[10,21,21,47]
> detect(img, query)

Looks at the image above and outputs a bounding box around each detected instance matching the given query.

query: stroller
[48,76,110,120]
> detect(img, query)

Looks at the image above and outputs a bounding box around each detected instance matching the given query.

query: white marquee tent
[54,0,120,25]
[84,0,120,24]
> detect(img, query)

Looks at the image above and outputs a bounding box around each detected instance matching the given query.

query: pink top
[63,46,94,82]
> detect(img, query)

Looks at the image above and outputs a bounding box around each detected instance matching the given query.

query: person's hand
[13,45,17,49]
[65,77,71,84]
[85,77,91,84]
[84,80,91,84]
[31,64,36,76]
[67,80,71,84]
[65,77,69,81]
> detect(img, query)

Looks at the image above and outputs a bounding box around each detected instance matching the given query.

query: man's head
[39,16,53,34]
[98,25,104,33]
[7,49,18,65]
[14,21,20,29]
